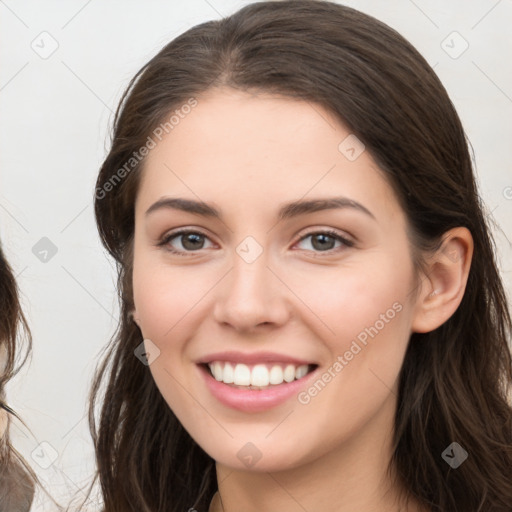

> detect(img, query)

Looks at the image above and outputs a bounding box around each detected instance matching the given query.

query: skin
[132,88,473,512]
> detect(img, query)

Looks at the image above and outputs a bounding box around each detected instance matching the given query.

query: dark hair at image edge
[0,242,37,511]
[90,1,512,511]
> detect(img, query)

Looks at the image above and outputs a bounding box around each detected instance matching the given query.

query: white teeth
[207,361,311,388]
[223,362,234,384]
[213,361,223,381]
[283,364,296,383]
[251,364,269,386]
[295,365,308,379]
[233,363,251,386]
[269,365,284,385]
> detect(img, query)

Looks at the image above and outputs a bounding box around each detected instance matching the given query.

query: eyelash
[157,228,354,257]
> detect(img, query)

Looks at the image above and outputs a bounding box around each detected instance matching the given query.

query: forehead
[151,87,344,163]
[136,88,404,226]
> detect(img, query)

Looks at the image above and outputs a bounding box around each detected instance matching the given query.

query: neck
[210,393,426,512]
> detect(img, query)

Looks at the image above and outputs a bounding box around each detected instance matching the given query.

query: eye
[158,229,214,256]
[294,229,354,254]
[158,228,354,257]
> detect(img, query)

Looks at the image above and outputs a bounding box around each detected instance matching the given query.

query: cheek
[133,275,183,338]
[291,278,411,462]
[291,254,412,347]
[132,253,210,339]
[132,260,202,418]
[293,254,414,416]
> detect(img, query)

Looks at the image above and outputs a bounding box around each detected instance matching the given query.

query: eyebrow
[145,196,376,221]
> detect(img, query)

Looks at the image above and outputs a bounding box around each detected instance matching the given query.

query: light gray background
[1,0,511,509]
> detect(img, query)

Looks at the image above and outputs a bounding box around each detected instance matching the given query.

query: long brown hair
[90,1,512,510]
[0,242,36,511]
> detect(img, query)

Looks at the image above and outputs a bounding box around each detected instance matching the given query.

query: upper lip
[197,351,315,366]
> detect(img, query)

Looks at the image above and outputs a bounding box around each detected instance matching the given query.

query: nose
[212,248,292,333]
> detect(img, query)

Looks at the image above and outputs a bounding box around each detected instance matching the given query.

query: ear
[411,227,474,333]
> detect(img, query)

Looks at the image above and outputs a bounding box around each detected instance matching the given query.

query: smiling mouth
[203,361,318,390]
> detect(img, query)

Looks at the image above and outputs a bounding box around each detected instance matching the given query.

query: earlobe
[411,227,474,334]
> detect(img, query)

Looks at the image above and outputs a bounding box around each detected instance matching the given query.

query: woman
[90,1,512,511]
[0,242,35,511]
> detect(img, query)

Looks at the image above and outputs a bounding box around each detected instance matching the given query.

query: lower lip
[198,364,318,413]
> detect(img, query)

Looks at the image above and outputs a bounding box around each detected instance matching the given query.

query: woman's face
[132,88,423,472]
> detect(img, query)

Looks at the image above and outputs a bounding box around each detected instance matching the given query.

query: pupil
[313,234,333,251]
[183,233,203,250]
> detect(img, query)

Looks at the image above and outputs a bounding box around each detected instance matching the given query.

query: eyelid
[295,226,354,244]
[158,226,354,256]
[293,228,354,255]
[157,227,215,255]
